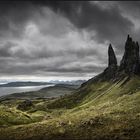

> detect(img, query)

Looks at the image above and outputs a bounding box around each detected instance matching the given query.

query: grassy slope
[0,76,140,139]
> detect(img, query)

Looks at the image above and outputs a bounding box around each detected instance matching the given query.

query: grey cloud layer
[0,1,139,79]
[36,1,133,43]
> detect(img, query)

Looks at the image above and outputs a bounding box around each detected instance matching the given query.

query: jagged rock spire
[127,34,132,42]
[83,35,140,85]
[120,34,139,74]
[100,44,118,80]
[108,44,117,67]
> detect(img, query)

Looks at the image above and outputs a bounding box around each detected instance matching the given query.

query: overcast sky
[0,1,140,81]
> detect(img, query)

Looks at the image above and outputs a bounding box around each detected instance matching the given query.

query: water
[0,85,54,97]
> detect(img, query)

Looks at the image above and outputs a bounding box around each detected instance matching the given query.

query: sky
[0,1,140,81]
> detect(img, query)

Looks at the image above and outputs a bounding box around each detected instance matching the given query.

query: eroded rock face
[120,35,139,74]
[101,35,140,81]
[102,44,118,80]
[108,44,117,67]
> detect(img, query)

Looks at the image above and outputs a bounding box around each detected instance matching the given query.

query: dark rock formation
[82,44,118,86]
[82,34,140,87]
[17,99,33,110]
[102,44,118,80]
[108,44,117,67]
[120,35,139,74]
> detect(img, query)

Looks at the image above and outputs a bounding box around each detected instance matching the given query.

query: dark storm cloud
[0,1,139,80]
[31,1,134,43]
[116,1,140,41]
[0,1,134,42]
[0,42,14,57]
[46,65,104,74]
[0,1,34,38]
[118,1,140,14]
[28,1,135,62]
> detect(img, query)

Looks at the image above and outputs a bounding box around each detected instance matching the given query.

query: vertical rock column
[103,44,118,80]
[108,44,117,67]
[120,35,139,74]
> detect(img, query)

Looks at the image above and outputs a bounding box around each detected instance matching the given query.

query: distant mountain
[0,81,52,87]
[0,80,86,87]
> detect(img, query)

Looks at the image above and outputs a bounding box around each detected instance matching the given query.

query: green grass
[0,76,140,139]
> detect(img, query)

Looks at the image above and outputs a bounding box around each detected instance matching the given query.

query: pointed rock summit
[120,35,139,74]
[82,34,140,87]
[101,44,118,80]
[108,44,117,67]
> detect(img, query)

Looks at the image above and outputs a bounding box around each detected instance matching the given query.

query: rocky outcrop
[82,44,118,86]
[82,34,140,87]
[103,34,140,80]
[108,44,117,67]
[119,35,139,74]
[102,44,118,80]
[82,35,140,87]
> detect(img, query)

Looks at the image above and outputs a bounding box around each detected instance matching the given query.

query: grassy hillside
[0,76,140,139]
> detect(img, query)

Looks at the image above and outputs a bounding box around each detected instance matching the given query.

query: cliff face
[108,44,117,67]
[119,35,139,74]
[104,34,140,80]
[102,44,118,80]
